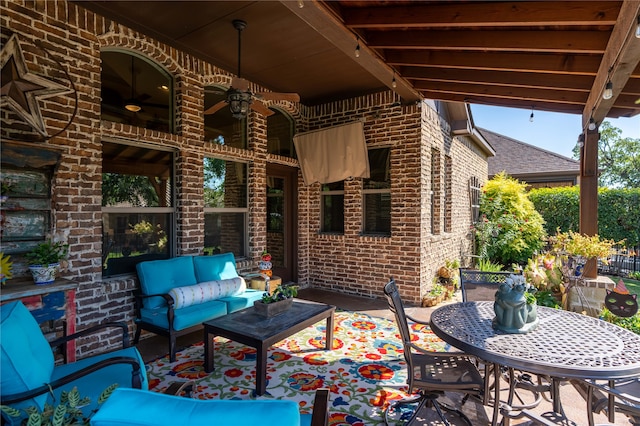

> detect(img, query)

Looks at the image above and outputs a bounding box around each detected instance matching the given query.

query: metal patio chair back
[459,269,516,302]
[383,278,485,425]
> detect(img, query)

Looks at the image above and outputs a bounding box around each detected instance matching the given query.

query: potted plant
[253,284,298,318]
[25,240,69,285]
[421,283,446,307]
[550,230,617,279]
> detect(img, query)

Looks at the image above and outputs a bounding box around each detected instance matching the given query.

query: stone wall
[1,1,489,358]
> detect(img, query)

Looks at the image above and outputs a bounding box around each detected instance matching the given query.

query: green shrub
[477,258,504,272]
[600,307,640,335]
[529,186,640,247]
[474,173,546,266]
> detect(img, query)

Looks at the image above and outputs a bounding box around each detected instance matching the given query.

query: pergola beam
[582,0,640,127]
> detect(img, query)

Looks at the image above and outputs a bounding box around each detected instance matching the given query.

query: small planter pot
[253,298,293,318]
[29,263,60,285]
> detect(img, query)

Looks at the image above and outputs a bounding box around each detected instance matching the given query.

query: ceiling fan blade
[204,88,227,95]
[204,100,227,115]
[231,77,250,91]
[255,92,300,102]
[250,100,275,116]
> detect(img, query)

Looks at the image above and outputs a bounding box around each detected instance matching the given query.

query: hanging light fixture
[588,117,596,131]
[124,56,142,112]
[355,36,361,58]
[392,73,397,88]
[529,106,534,122]
[602,80,613,100]
[227,88,252,120]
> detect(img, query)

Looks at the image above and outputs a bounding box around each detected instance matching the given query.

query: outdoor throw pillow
[168,277,246,309]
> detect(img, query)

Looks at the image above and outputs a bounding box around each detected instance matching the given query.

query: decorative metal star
[1,34,72,137]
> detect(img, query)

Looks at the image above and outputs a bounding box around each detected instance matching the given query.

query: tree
[474,173,547,267]
[573,121,640,188]
[102,174,158,206]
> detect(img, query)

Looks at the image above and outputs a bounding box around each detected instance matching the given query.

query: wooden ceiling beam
[385,50,601,75]
[342,1,620,28]
[412,80,588,105]
[583,0,640,125]
[366,30,608,54]
[420,91,584,114]
[401,67,592,92]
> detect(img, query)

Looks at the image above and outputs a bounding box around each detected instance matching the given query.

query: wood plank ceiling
[81,0,640,129]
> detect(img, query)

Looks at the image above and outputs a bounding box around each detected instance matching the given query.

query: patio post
[579,128,599,278]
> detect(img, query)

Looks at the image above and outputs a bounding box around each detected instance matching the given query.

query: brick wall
[1,1,489,358]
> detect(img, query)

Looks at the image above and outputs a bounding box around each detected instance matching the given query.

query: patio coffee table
[203,299,335,396]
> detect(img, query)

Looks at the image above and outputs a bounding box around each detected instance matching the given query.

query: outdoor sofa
[134,252,264,361]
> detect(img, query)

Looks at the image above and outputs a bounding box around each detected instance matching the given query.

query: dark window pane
[204,212,246,257]
[267,109,296,158]
[102,212,171,276]
[364,193,391,235]
[267,178,284,232]
[321,181,344,191]
[204,87,247,149]
[101,51,173,133]
[364,148,390,190]
[322,194,344,233]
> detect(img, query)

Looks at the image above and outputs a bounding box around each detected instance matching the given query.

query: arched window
[267,108,295,158]
[204,86,247,149]
[101,51,173,133]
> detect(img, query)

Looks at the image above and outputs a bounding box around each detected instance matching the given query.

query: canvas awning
[293,121,369,185]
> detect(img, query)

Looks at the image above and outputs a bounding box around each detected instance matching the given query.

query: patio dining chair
[459,268,554,409]
[0,301,147,426]
[459,268,514,302]
[383,278,485,426]
[582,378,640,426]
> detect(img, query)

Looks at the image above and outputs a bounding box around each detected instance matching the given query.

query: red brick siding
[1,2,489,358]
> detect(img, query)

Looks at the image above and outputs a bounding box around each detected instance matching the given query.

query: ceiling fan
[204,19,300,119]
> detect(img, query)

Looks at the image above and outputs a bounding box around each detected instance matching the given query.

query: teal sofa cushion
[51,346,148,396]
[0,301,54,413]
[90,388,302,426]
[220,289,265,313]
[139,300,228,331]
[193,253,239,282]
[136,256,197,308]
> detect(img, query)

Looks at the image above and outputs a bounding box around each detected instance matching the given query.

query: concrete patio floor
[136,287,636,425]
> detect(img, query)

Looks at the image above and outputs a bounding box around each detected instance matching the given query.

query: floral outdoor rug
[146,310,452,425]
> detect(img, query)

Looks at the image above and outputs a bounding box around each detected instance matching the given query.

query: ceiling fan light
[124,101,142,112]
[227,89,252,120]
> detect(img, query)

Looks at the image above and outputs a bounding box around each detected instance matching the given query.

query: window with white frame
[363,147,391,235]
[102,141,174,277]
[204,157,248,257]
[321,181,344,233]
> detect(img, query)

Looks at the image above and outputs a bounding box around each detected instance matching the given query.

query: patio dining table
[429,301,640,425]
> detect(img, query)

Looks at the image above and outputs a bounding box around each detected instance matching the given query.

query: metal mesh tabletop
[430,301,640,379]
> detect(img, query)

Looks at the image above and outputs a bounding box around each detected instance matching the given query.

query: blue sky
[469,104,640,159]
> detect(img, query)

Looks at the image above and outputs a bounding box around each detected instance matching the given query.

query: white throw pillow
[168,277,246,309]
